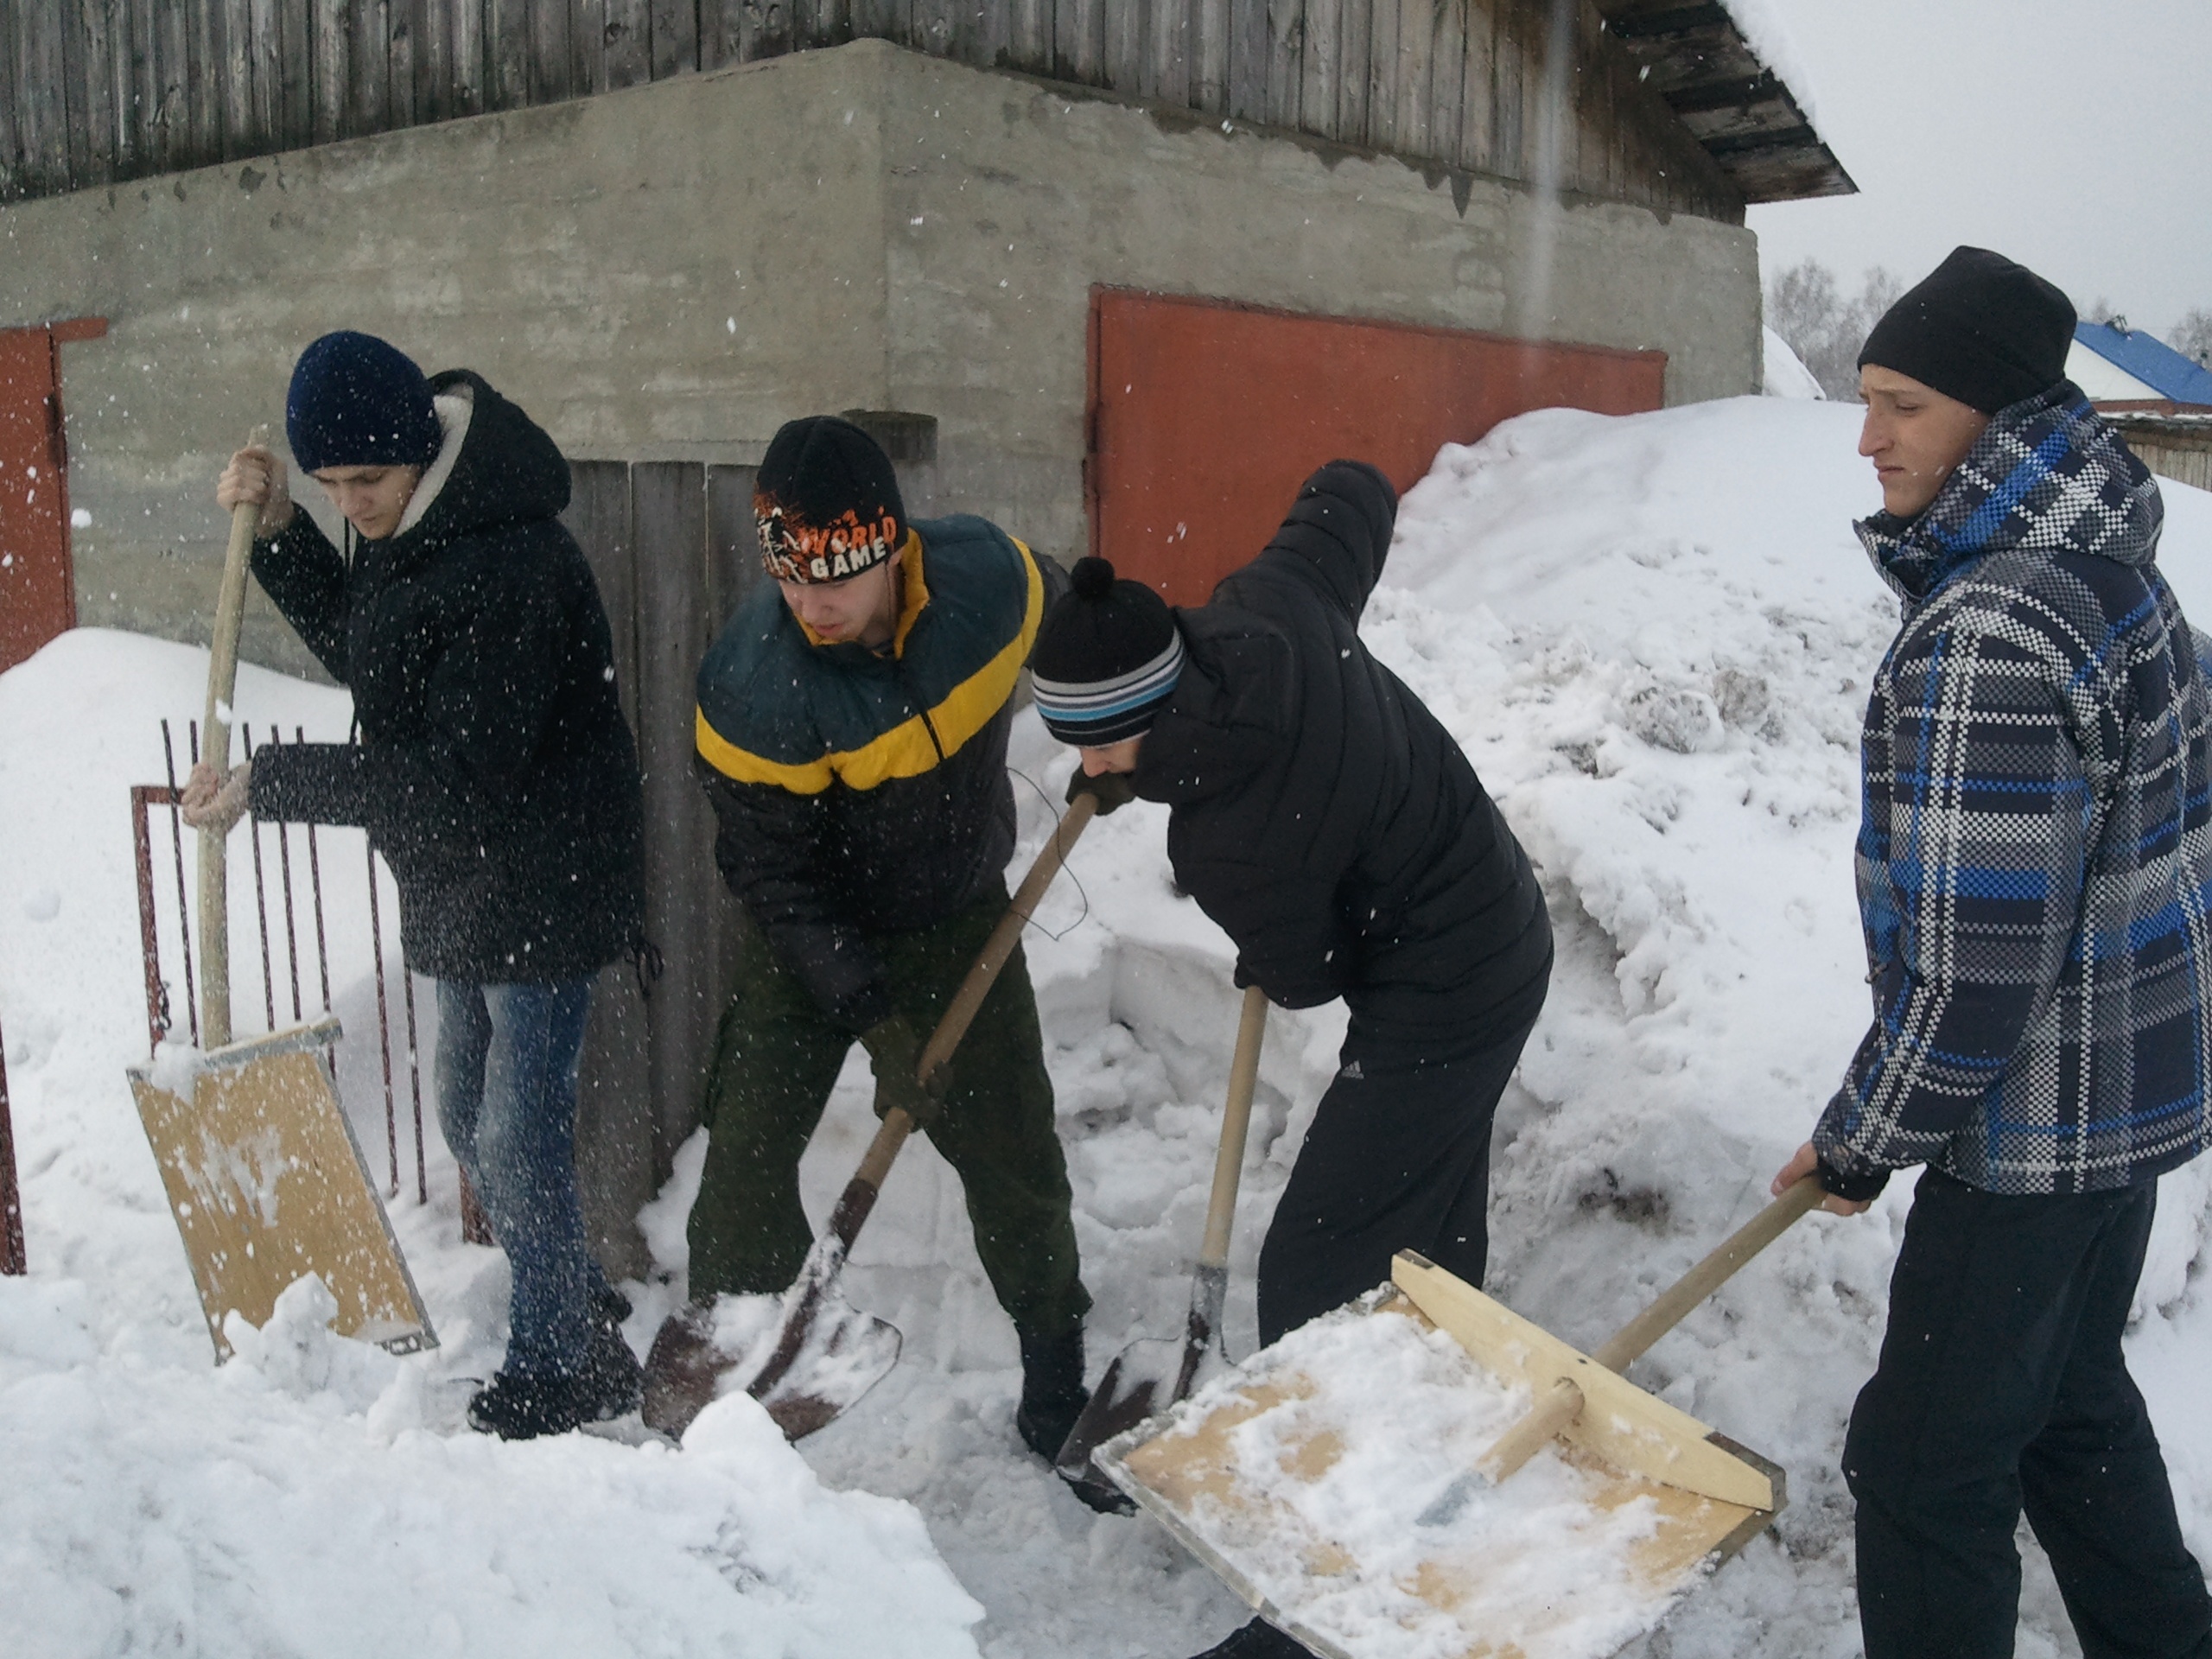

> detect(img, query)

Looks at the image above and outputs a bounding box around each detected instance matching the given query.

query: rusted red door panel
[1089,290,1667,604]
[0,325,75,673]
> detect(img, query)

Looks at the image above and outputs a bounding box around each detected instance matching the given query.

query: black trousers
[1255,1020,1536,1347]
[1845,1170,2212,1659]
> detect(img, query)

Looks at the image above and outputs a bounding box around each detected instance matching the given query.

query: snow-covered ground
[7,395,2212,1657]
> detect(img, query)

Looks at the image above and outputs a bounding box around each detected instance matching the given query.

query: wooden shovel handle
[1478,1177,1826,1484]
[1197,986,1269,1271]
[197,431,268,1048]
[1590,1175,1826,1374]
[832,791,1100,1247]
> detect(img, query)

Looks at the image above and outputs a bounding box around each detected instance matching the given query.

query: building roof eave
[1595,0,1855,204]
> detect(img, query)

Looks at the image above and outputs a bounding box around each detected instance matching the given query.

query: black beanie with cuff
[1858,246,2076,416]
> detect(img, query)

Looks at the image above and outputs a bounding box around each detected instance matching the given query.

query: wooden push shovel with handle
[1052,982,1269,1511]
[1095,1177,1828,1659]
[641,791,1102,1442]
[1404,1173,1827,1526]
[125,432,434,1362]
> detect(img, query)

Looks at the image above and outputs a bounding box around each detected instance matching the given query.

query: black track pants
[1255,1020,1536,1347]
[1846,1170,2212,1659]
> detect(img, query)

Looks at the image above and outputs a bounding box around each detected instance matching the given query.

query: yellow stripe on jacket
[694,540,1045,796]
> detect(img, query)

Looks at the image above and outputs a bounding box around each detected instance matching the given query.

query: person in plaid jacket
[1772,249,2212,1659]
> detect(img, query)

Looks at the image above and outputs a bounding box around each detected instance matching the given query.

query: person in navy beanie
[1770,248,2212,1659]
[1033,464,1552,1659]
[183,330,646,1440]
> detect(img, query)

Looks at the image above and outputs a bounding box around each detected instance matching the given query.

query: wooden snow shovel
[641,791,1102,1442]
[1052,982,1269,1510]
[1095,1177,1827,1659]
[126,446,434,1361]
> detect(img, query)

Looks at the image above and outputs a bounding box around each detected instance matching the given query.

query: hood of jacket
[359,371,571,581]
[1133,605,1300,807]
[1858,381,2163,611]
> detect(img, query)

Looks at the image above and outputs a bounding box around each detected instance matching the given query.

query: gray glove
[858,1014,949,1125]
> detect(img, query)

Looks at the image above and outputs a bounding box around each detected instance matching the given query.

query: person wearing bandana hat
[1031,461,1553,1659]
[1766,248,2212,1659]
[667,415,1102,1472]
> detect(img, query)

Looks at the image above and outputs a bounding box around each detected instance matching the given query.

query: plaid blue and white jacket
[1814,384,2212,1196]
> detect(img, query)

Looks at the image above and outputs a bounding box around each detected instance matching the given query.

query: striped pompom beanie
[1030,556,1184,745]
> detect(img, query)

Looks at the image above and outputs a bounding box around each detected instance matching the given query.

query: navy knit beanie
[1859,248,2076,416]
[754,416,907,583]
[285,332,443,473]
[1031,558,1184,746]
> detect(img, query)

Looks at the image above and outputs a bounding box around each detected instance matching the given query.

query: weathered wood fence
[1,0,1764,219]
[558,456,762,1274]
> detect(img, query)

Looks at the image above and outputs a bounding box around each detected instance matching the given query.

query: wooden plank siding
[2,0,1748,219]
[553,457,765,1275]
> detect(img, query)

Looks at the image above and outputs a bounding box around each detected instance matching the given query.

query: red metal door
[1088,290,1668,604]
[0,324,75,674]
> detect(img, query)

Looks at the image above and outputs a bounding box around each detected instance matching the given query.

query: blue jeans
[435,978,610,1378]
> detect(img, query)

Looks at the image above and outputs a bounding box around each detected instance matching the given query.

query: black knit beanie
[1858,247,2076,415]
[1031,557,1184,746]
[754,416,907,583]
[285,331,443,473]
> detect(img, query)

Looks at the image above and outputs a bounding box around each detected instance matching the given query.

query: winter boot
[1188,1618,1313,1658]
[468,1322,643,1440]
[1014,1325,1090,1465]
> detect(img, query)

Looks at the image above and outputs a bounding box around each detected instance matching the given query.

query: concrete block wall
[0,39,1759,679]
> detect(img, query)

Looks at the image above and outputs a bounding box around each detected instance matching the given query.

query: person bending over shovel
[1769,248,2212,1659]
[657,416,1100,1467]
[184,330,646,1440]
[1030,461,1554,1659]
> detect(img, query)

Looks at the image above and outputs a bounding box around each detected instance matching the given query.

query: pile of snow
[1761,325,1826,399]
[7,397,2212,1657]
[0,633,983,1659]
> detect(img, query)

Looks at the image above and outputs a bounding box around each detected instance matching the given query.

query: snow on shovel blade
[643,1246,900,1442]
[1054,1263,1231,1512]
[1052,1336,1185,1513]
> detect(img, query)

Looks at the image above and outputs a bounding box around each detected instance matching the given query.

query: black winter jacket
[1135,461,1551,1062]
[247,371,645,983]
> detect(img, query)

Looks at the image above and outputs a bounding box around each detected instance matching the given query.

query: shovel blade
[1052,1333,1204,1513]
[642,1287,902,1442]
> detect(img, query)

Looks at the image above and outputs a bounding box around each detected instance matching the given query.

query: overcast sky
[1742,0,2212,338]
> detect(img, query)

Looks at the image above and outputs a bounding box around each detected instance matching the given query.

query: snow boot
[1187,1618,1313,1658]
[468,1323,643,1440]
[1014,1325,1090,1465]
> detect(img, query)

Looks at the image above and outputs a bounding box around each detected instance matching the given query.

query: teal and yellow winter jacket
[693,515,1054,1027]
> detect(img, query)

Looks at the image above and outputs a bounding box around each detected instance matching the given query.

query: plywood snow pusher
[127,454,433,1361]
[1096,1178,1827,1659]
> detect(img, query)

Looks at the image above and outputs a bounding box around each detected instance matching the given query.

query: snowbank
[0,632,983,1659]
[1761,326,1825,399]
[8,400,2212,1658]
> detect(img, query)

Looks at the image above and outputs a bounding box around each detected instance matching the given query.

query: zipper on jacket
[893,661,948,763]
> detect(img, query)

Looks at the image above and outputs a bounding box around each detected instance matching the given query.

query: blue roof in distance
[2074,321,2212,406]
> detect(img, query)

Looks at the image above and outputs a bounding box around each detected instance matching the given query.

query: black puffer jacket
[247,371,644,983]
[1134,461,1551,1061]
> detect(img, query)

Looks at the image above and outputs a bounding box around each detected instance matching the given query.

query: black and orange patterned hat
[754,416,907,584]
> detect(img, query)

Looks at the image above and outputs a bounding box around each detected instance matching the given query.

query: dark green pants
[689,884,1090,1344]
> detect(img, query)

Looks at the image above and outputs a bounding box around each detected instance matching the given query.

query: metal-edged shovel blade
[642,1282,901,1442]
[1055,1264,1230,1512]
[1052,1334,1188,1513]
